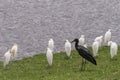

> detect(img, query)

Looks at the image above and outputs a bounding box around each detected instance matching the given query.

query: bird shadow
[110,58,118,61]
[94,56,99,59]
[74,69,97,73]
[2,65,11,70]
[81,69,97,72]
[72,66,97,73]
[45,65,53,70]
[64,56,72,60]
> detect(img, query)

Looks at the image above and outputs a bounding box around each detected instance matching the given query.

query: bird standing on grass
[108,41,118,59]
[92,41,99,57]
[3,50,11,68]
[104,29,111,43]
[79,35,85,46]
[46,47,53,66]
[71,38,97,70]
[65,40,71,58]
[48,38,54,52]
[94,36,103,47]
[10,43,18,60]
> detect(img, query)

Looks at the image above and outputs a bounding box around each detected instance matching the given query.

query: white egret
[65,40,71,57]
[94,36,103,47]
[104,29,111,43]
[92,41,99,57]
[3,50,11,68]
[79,35,85,46]
[48,38,54,52]
[10,43,18,60]
[108,41,118,59]
[46,47,53,66]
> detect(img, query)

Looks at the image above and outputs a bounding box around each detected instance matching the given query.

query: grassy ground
[0,46,120,80]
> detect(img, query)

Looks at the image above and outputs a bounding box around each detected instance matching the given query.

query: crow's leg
[83,58,86,64]
[81,58,84,71]
[82,58,85,70]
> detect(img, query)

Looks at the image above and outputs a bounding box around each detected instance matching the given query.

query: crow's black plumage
[71,38,97,70]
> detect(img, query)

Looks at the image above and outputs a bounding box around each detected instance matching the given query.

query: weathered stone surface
[0,0,120,59]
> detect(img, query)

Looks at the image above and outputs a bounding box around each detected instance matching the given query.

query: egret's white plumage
[104,29,111,43]
[108,41,118,58]
[48,38,54,51]
[65,40,71,57]
[46,48,53,66]
[94,36,103,47]
[79,35,85,46]
[3,50,11,67]
[92,41,99,57]
[10,43,18,59]
[83,44,87,48]
[99,36,103,47]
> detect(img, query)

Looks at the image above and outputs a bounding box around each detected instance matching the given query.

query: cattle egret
[3,50,11,68]
[83,44,87,48]
[65,40,71,57]
[10,43,18,60]
[79,35,85,46]
[71,39,97,70]
[48,38,54,52]
[46,47,53,66]
[92,41,99,57]
[94,36,103,47]
[108,41,118,58]
[104,29,111,43]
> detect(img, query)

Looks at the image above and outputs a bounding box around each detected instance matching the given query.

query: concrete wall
[0,0,120,59]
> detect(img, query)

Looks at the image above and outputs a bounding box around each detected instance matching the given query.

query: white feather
[79,35,85,46]
[48,38,54,52]
[108,41,118,58]
[83,44,87,48]
[10,43,18,59]
[65,40,71,57]
[3,50,11,67]
[104,29,111,43]
[46,48,53,66]
[92,41,99,57]
[94,36,103,47]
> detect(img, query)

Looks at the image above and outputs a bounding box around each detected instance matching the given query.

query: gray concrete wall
[0,0,120,59]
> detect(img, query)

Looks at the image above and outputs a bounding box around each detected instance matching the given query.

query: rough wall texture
[0,0,120,59]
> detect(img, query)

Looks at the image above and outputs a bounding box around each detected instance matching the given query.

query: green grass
[0,46,120,80]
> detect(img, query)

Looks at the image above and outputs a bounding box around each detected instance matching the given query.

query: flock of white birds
[3,29,118,67]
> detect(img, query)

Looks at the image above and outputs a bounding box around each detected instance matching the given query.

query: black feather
[76,45,97,65]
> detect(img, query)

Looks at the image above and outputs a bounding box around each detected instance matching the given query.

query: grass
[0,46,120,80]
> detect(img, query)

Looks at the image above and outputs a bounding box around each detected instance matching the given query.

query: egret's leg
[84,59,86,64]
